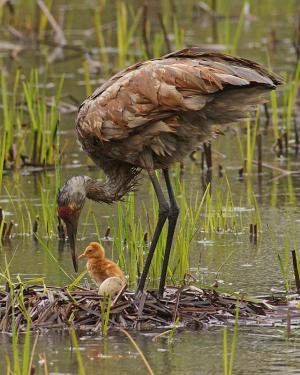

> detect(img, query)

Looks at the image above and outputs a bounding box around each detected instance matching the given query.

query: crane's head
[57,176,90,272]
[78,242,105,260]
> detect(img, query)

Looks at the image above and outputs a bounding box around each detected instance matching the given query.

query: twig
[111,283,127,308]
[252,160,296,175]
[36,0,66,45]
[28,333,39,375]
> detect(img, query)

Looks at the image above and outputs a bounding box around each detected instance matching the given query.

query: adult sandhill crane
[57,47,281,296]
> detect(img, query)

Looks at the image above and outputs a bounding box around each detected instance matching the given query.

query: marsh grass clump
[0,69,64,172]
[102,171,258,287]
[1,173,59,237]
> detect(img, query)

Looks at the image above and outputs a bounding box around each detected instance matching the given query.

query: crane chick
[78,242,125,295]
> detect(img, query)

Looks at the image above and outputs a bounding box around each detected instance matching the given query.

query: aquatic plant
[116,1,143,68]
[70,329,86,375]
[0,69,64,173]
[119,328,155,374]
[5,322,39,375]
[100,295,112,336]
[223,304,239,375]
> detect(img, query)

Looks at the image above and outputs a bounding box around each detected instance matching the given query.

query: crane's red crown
[57,205,75,221]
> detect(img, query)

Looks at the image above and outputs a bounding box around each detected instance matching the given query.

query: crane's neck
[85,164,140,204]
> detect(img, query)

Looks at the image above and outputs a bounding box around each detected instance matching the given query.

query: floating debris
[0,283,298,333]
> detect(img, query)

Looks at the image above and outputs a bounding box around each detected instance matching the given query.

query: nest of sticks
[0,283,297,333]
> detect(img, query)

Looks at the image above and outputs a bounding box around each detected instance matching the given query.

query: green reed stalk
[116,1,128,68]
[286,168,296,205]
[112,194,143,284]
[173,17,184,49]
[116,1,142,68]
[153,32,164,58]
[268,225,290,291]
[0,131,6,189]
[230,1,246,54]
[22,70,63,166]
[37,236,73,280]
[0,72,20,169]
[39,180,57,235]
[223,327,228,375]
[21,323,31,375]
[82,59,92,97]
[229,304,239,374]
[251,193,262,232]
[246,116,258,175]
[171,186,208,280]
[68,270,88,291]
[278,236,291,291]
[5,315,38,375]
[38,0,53,39]
[94,5,109,75]
[112,202,127,271]
[284,60,300,142]
[70,329,86,375]
[101,295,112,336]
[12,320,21,375]
[119,328,154,375]
[270,91,279,140]
[223,304,239,375]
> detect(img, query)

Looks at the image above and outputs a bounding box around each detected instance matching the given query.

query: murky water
[1,0,300,373]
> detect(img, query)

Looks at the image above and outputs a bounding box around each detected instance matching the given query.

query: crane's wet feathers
[76,49,281,172]
[57,47,282,274]
[57,175,90,212]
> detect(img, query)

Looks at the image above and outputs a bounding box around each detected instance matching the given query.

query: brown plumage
[76,48,281,173]
[78,242,125,286]
[57,47,282,295]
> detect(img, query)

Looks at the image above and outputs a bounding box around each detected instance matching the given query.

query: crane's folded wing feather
[76,48,281,165]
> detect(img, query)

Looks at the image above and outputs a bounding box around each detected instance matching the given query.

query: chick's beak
[78,253,86,260]
[65,218,79,272]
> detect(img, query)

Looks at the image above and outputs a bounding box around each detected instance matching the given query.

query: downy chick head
[78,242,105,260]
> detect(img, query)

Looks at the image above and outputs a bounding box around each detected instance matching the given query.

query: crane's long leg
[136,170,169,294]
[158,169,179,297]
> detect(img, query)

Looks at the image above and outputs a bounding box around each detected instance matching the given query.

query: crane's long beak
[66,219,79,272]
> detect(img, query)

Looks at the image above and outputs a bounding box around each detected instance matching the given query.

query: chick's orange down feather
[78,242,125,286]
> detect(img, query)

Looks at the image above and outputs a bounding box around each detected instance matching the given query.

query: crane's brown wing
[76,48,281,166]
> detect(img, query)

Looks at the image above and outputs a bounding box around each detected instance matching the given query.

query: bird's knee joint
[169,206,179,219]
[159,203,170,216]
